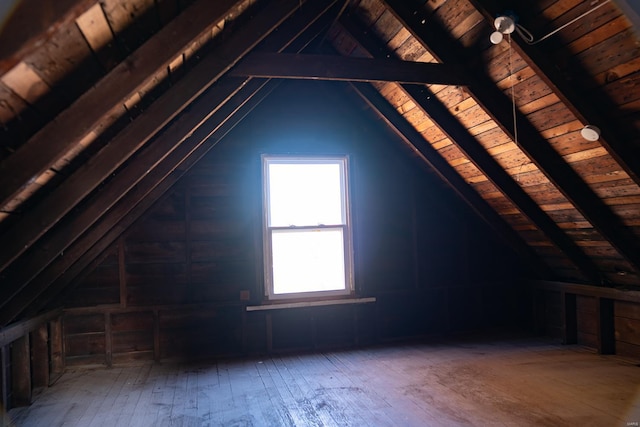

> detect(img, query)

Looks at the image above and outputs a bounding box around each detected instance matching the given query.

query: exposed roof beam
[347,81,551,278]
[1,79,278,326]
[340,18,600,283]
[230,52,469,85]
[0,0,318,275]
[470,0,640,188]
[381,0,640,276]
[0,0,242,209]
[0,0,341,324]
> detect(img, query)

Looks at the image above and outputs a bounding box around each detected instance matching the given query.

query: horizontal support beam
[0,308,61,347]
[530,279,640,303]
[230,52,469,85]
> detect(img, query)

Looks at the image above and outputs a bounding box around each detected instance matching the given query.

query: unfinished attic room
[3,0,640,425]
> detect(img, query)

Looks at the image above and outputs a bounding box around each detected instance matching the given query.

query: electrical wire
[507,34,524,182]
[515,0,612,45]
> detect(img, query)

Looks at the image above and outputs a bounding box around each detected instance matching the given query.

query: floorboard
[7,335,640,426]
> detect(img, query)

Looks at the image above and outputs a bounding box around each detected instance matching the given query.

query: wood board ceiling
[0,0,639,325]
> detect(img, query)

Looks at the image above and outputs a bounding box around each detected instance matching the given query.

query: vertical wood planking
[30,323,49,389]
[562,292,577,345]
[118,238,127,307]
[0,345,9,413]
[10,335,31,407]
[49,317,64,384]
[153,310,160,362]
[598,298,615,355]
[185,184,193,302]
[266,313,273,353]
[105,312,113,367]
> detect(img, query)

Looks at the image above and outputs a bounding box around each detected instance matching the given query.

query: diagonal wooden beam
[0,79,279,326]
[470,0,640,188]
[0,0,315,274]
[0,0,242,208]
[230,52,469,85]
[0,0,341,323]
[340,17,602,284]
[346,81,551,278]
[381,0,640,275]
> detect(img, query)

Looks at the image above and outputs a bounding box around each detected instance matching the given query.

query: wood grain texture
[0,0,241,208]
[8,336,640,426]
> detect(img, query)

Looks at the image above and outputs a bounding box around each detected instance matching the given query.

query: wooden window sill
[246,297,376,311]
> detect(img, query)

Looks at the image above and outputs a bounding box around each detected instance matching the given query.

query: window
[262,155,354,300]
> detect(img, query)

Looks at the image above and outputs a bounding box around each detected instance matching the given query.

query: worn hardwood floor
[7,336,640,426]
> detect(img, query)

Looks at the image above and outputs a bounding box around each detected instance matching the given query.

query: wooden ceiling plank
[0,0,97,74]
[8,1,337,323]
[383,0,640,276]
[0,79,277,326]
[347,80,551,277]
[25,19,102,101]
[0,62,51,105]
[0,0,313,275]
[0,0,341,320]
[75,3,120,71]
[470,0,640,190]
[341,12,603,283]
[230,52,469,85]
[0,0,243,209]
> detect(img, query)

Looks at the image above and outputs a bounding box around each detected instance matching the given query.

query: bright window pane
[271,228,345,294]
[268,163,343,227]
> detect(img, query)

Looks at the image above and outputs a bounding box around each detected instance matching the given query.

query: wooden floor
[7,335,640,426]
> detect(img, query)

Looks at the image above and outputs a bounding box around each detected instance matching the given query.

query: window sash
[269,226,348,297]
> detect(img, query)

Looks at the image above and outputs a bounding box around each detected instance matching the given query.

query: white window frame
[262,155,354,300]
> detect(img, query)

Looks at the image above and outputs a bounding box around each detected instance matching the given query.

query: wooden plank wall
[0,310,64,413]
[533,280,640,360]
[58,80,528,364]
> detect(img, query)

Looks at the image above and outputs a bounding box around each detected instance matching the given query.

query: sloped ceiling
[0,0,639,325]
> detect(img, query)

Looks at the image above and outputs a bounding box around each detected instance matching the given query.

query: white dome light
[490,31,504,44]
[580,125,601,141]
[490,16,515,44]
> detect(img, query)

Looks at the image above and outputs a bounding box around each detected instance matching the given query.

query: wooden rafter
[230,52,469,85]
[0,0,314,275]
[0,0,342,324]
[340,17,600,283]
[470,0,640,188]
[0,0,241,209]
[381,0,640,276]
[0,79,279,326]
[347,80,551,277]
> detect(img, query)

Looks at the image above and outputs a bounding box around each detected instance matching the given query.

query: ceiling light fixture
[580,125,601,141]
[490,15,515,44]
[490,0,612,45]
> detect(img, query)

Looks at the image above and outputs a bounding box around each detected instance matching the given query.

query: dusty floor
[7,335,640,426]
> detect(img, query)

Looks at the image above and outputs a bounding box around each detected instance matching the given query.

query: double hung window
[262,156,353,300]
